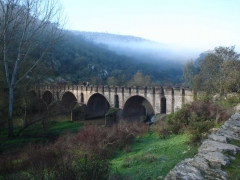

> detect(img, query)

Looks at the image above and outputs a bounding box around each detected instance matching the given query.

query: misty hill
[40,30,186,86]
[73,31,188,69]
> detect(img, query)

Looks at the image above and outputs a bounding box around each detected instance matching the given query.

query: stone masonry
[32,85,194,115]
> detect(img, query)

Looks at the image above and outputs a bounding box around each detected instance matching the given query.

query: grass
[222,140,240,179]
[110,133,198,180]
[0,120,84,154]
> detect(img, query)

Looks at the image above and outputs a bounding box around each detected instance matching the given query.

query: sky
[60,0,240,54]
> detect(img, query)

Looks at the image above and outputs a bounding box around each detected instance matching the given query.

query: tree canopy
[183,46,240,95]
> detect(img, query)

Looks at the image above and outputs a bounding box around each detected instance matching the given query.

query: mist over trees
[47,31,183,86]
[76,31,195,66]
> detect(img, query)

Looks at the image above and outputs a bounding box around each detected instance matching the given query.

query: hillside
[46,31,184,86]
[74,31,187,66]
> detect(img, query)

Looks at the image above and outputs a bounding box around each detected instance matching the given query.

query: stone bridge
[31,85,193,120]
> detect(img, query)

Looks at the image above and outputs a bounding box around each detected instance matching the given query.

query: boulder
[198,140,240,155]
[190,156,228,179]
[222,120,240,133]
[230,114,240,121]
[189,156,209,171]
[164,159,204,180]
[216,128,240,141]
[198,152,230,168]
[225,119,240,127]
[208,133,229,143]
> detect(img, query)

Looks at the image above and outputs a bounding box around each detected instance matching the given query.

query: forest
[39,30,184,86]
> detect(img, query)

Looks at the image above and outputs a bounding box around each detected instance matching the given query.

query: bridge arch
[86,93,110,119]
[61,91,78,111]
[42,91,53,104]
[122,95,154,120]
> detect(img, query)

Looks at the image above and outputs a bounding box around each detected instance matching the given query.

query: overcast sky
[60,0,240,53]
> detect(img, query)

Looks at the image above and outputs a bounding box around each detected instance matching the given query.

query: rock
[165,159,204,180]
[198,140,240,155]
[190,156,229,179]
[198,152,230,168]
[230,114,240,121]
[223,120,240,133]
[225,119,240,127]
[203,169,228,180]
[212,169,228,180]
[208,133,229,143]
[216,128,240,141]
[189,156,210,171]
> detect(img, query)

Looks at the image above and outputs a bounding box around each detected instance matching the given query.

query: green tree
[221,59,240,92]
[107,76,119,86]
[193,46,240,95]
[0,0,64,137]
[182,60,196,88]
[128,71,154,86]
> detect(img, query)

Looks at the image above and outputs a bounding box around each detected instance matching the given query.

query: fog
[78,31,202,65]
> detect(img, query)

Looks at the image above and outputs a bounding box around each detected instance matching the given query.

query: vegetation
[110,134,198,180]
[50,32,182,86]
[158,100,229,143]
[215,93,240,108]
[0,120,84,153]
[182,60,196,88]
[0,119,201,180]
[0,120,149,179]
[222,140,240,179]
[127,71,155,86]
[183,46,240,96]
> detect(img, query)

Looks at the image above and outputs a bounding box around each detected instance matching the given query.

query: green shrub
[160,100,229,143]
[0,142,111,180]
[216,93,240,108]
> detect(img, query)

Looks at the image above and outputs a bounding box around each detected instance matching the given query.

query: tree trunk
[8,86,14,137]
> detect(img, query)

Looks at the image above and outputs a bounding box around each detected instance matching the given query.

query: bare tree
[0,0,65,137]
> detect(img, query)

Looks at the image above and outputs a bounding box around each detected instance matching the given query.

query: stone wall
[165,111,240,180]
